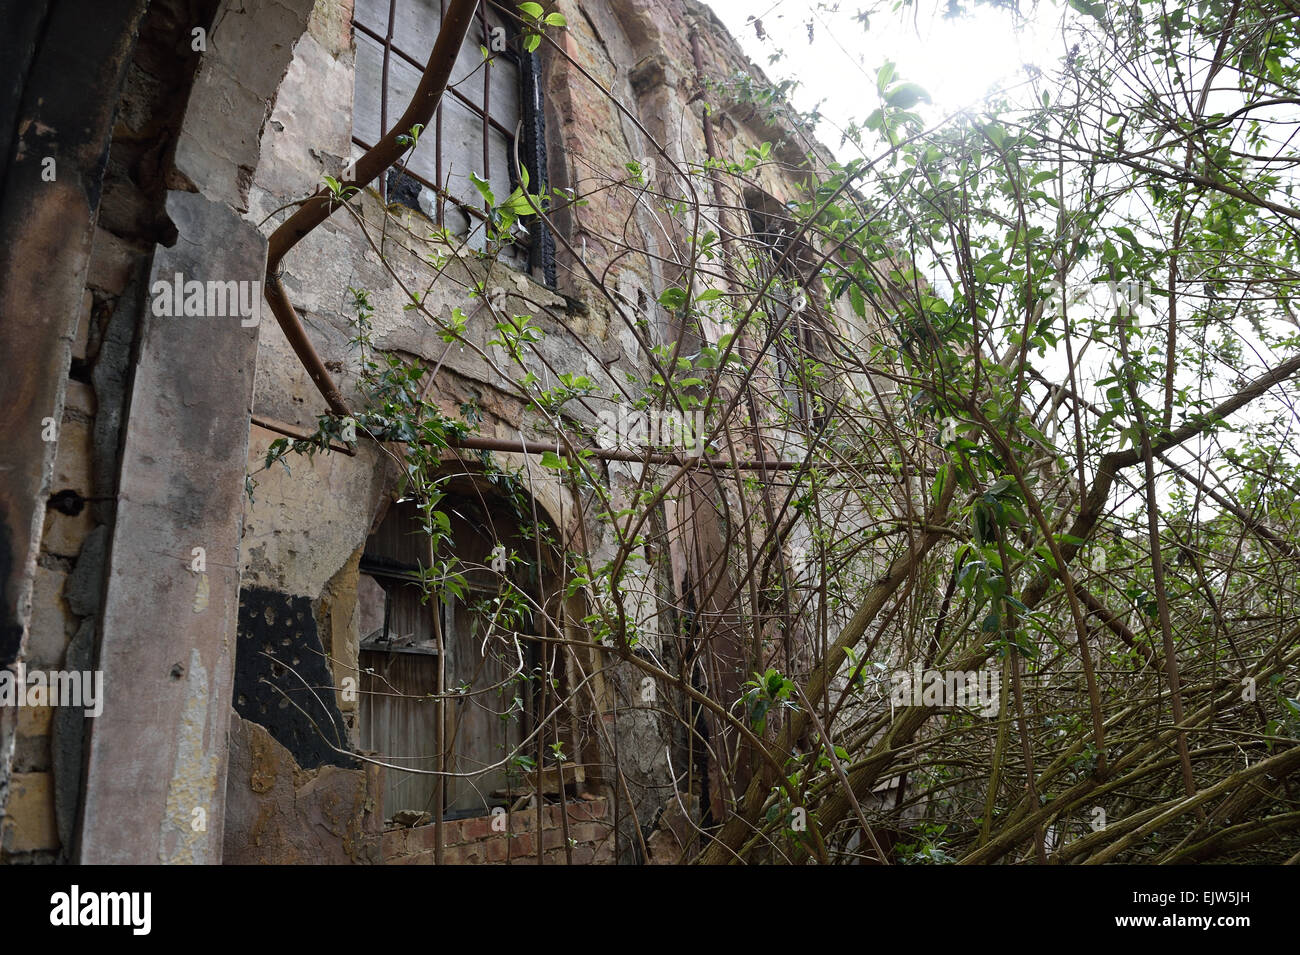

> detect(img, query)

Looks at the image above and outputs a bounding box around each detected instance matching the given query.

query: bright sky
[704,0,1070,161]
[700,1,1299,511]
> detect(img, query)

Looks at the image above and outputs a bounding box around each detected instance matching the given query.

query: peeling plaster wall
[223,711,382,865]
[75,0,319,865]
[230,0,854,862]
[4,0,861,864]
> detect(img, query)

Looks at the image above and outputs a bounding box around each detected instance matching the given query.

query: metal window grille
[351,0,555,285]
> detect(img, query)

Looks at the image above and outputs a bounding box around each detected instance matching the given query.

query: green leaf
[518,2,544,17]
[503,188,535,215]
[658,287,688,310]
[886,83,931,110]
[931,463,949,505]
[539,451,567,469]
[1067,0,1107,20]
[469,171,494,208]
[1113,225,1142,249]
[876,61,896,94]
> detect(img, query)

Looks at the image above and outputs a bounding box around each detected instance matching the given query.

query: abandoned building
[0,0,892,865]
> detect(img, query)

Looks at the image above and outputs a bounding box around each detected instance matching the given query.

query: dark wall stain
[234,586,355,771]
[0,514,19,666]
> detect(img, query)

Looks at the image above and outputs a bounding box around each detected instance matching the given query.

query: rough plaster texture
[79,190,266,863]
[5,0,860,862]
[223,711,382,864]
[224,0,843,853]
[172,0,319,211]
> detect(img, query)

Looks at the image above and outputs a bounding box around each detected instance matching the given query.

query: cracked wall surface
[3,0,860,864]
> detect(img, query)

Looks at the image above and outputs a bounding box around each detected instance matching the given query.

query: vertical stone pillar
[75,0,316,865]
[78,191,265,863]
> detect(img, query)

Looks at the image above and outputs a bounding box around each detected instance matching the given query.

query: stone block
[17,701,53,739]
[25,564,69,668]
[86,227,140,295]
[1,772,59,854]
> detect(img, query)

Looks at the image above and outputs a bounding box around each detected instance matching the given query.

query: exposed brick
[461,813,493,840]
[408,822,441,852]
[507,832,535,858]
[485,834,509,863]
[440,845,464,865]
[542,826,567,850]
[1,772,59,854]
[570,822,605,844]
[459,842,485,864]
[569,843,596,865]
[509,809,537,833]
[381,827,408,858]
[566,797,608,822]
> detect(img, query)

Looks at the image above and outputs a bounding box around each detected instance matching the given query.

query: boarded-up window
[358,496,564,821]
[351,0,554,281]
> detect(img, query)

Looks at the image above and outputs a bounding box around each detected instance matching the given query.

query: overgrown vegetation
[256,0,1300,863]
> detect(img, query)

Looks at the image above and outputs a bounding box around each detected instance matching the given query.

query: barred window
[351,0,555,284]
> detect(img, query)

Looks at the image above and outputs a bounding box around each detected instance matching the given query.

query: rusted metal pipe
[263,273,352,416]
[444,434,807,469]
[250,414,356,455]
[262,0,482,417]
[245,414,811,470]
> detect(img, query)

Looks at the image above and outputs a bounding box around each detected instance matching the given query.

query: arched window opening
[357,490,573,822]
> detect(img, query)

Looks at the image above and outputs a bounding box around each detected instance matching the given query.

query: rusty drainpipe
[258,0,479,868]
[261,0,482,418]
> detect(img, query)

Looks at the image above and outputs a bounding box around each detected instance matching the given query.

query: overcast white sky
[704,0,1071,161]
[698,1,1299,508]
